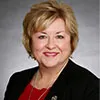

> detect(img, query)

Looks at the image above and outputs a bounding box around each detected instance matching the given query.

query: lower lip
[43,52,59,57]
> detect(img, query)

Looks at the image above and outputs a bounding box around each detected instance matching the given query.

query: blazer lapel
[45,60,72,100]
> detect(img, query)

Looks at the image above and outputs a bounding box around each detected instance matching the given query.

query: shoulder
[6,66,39,91]
[4,67,38,100]
[66,59,99,81]
[65,59,99,97]
[64,59,99,90]
[62,59,99,99]
[9,67,38,84]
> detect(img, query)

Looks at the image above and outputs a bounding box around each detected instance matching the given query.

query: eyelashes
[38,35,64,39]
[56,35,64,39]
[38,35,47,39]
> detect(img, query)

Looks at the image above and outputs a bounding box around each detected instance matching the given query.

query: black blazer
[4,59,99,100]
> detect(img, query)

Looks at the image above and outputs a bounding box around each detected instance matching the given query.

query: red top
[18,83,50,100]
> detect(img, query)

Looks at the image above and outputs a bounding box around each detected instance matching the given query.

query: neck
[31,59,68,89]
[39,59,68,79]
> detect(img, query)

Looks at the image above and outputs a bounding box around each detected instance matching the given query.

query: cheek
[59,38,71,52]
[31,40,45,52]
[31,42,44,59]
[62,42,71,52]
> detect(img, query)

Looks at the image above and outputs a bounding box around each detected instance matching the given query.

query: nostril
[46,41,56,50]
[46,44,56,50]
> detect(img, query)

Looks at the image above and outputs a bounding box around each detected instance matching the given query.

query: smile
[43,52,59,57]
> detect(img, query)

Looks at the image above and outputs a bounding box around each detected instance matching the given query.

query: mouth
[43,52,59,57]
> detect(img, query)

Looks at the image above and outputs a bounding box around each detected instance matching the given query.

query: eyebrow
[56,31,65,34]
[41,32,47,34]
[41,31,65,34]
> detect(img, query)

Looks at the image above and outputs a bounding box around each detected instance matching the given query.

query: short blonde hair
[22,0,79,58]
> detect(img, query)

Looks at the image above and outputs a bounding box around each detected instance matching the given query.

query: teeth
[44,52,58,56]
[46,53,56,55]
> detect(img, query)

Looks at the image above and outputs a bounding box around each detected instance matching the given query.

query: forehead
[43,18,66,32]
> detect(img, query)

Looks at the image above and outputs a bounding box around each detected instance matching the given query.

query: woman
[4,0,99,100]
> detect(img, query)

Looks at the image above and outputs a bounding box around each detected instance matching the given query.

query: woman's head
[22,0,79,58]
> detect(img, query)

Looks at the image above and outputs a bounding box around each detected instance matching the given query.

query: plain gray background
[0,0,99,99]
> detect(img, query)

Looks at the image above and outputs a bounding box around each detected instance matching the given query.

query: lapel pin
[51,95,57,100]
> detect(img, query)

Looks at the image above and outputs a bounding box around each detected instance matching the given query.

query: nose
[46,37,56,50]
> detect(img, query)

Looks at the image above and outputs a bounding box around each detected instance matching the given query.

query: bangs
[28,11,58,36]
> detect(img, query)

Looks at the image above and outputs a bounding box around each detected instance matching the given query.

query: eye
[38,35,47,39]
[56,35,64,39]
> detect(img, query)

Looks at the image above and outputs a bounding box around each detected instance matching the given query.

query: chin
[44,63,58,68]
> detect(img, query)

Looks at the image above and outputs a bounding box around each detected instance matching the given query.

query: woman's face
[31,18,71,68]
